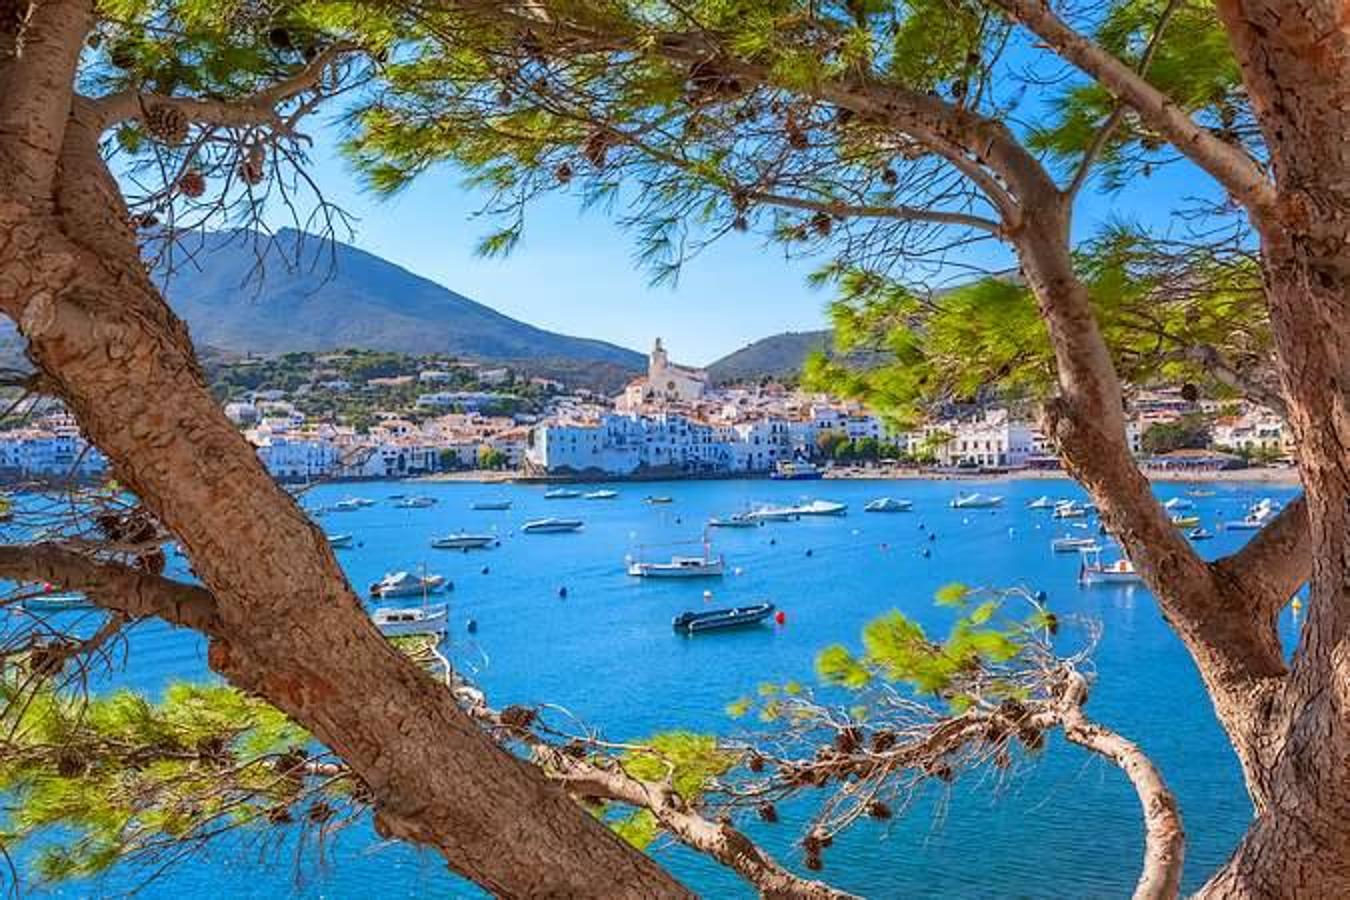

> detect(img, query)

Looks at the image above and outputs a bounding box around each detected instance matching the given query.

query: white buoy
[733,566,744,576]
[703,590,713,601]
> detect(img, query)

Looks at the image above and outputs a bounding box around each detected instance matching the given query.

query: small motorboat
[644,495,674,504]
[583,489,618,500]
[628,553,725,578]
[371,603,448,637]
[326,533,354,549]
[1170,514,1201,528]
[1187,527,1214,541]
[745,505,801,522]
[1078,551,1143,586]
[1026,496,1057,510]
[522,517,584,534]
[544,488,582,499]
[431,533,495,550]
[332,499,363,512]
[672,602,776,634]
[787,499,848,516]
[1053,502,1087,519]
[951,492,1003,509]
[1051,536,1099,553]
[369,571,447,598]
[1163,497,1195,511]
[471,500,512,511]
[708,514,759,528]
[393,495,437,509]
[19,592,93,612]
[865,497,912,512]
[1186,489,1216,498]
[1227,498,1279,530]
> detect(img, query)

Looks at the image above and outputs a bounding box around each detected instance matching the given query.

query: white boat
[708,514,759,528]
[787,499,848,516]
[745,505,801,522]
[1186,489,1216,498]
[1227,498,1279,530]
[332,499,362,512]
[326,533,354,548]
[19,592,93,612]
[951,492,1003,509]
[1053,502,1087,519]
[1188,527,1214,541]
[522,517,584,533]
[583,489,618,500]
[865,497,912,512]
[472,500,512,510]
[431,533,496,550]
[394,495,437,508]
[1078,551,1143,586]
[628,542,724,578]
[544,488,582,499]
[644,495,674,504]
[369,571,447,598]
[1051,536,1100,553]
[1162,497,1195,511]
[1026,496,1057,509]
[1170,514,1201,528]
[371,603,448,637]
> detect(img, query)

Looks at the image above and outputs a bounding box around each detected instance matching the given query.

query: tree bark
[0,109,692,900]
[1192,1,1350,893]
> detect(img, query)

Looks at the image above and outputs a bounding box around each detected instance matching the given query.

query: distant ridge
[707,330,834,384]
[153,228,645,370]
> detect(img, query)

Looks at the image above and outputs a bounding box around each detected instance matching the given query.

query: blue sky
[286,127,1216,367]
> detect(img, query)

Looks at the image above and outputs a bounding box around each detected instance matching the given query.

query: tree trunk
[1195,0,1350,893]
[0,114,691,898]
[1009,206,1293,803]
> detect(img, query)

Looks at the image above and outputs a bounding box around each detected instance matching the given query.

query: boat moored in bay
[369,571,447,598]
[371,603,448,637]
[471,500,512,510]
[431,533,496,550]
[865,497,912,512]
[522,517,584,534]
[672,602,776,634]
[951,492,1003,509]
[544,488,582,499]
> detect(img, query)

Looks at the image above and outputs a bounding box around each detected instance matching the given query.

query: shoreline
[413,465,1302,486]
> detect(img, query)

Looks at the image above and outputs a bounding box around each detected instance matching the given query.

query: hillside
[154,228,645,370]
[707,330,833,384]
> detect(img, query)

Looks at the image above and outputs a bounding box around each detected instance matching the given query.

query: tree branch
[1211,495,1310,619]
[0,542,222,635]
[1044,673,1185,900]
[88,43,359,133]
[1064,0,1181,199]
[460,693,853,900]
[0,0,91,198]
[990,0,1277,218]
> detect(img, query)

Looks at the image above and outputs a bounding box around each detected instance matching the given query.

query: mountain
[154,228,645,370]
[707,330,834,384]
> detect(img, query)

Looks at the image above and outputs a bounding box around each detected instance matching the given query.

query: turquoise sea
[17,477,1303,898]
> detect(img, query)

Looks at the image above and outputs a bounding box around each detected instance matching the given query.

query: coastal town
[0,338,1294,483]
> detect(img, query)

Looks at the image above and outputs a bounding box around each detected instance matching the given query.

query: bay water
[26,477,1302,898]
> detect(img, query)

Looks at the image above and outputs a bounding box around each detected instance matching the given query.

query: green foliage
[620,732,734,804]
[1141,413,1211,455]
[813,587,1044,699]
[1029,0,1250,188]
[805,230,1271,419]
[0,677,316,882]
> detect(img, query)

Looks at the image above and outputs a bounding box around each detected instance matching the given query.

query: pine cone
[145,104,188,145]
[178,169,206,199]
[554,162,573,185]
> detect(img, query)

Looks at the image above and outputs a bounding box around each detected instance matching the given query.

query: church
[617,338,710,411]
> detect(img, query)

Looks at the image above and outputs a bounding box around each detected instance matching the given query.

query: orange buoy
[774,610,787,625]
